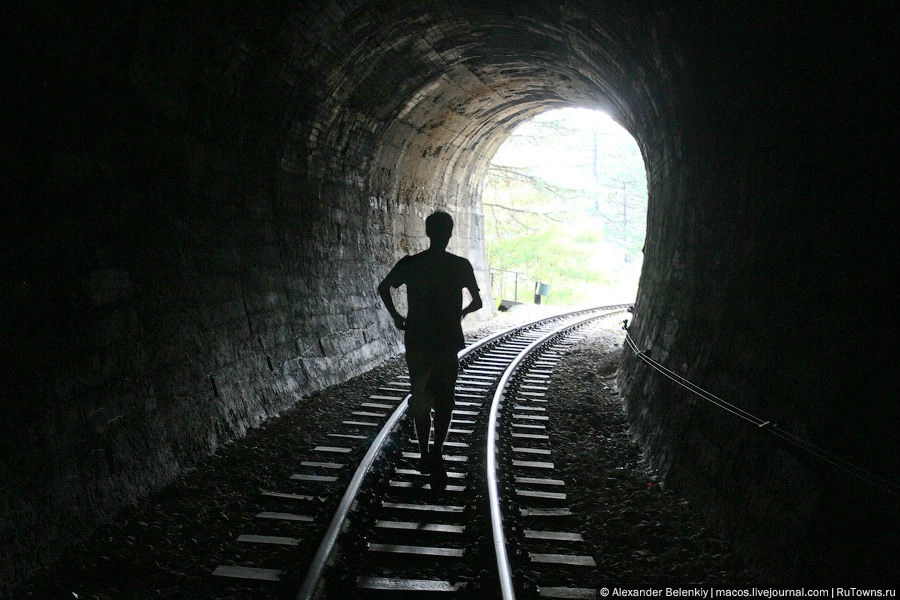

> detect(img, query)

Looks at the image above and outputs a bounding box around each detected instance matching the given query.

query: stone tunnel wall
[3,0,896,590]
[616,4,898,582]
[2,1,499,588]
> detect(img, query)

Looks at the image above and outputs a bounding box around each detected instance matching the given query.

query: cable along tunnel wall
[4,0,896,590]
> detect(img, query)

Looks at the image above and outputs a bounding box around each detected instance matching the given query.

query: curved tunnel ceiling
[292,2,661,215]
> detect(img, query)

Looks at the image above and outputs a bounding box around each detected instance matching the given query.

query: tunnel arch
[281,1,660,275]
[5,0,896,590]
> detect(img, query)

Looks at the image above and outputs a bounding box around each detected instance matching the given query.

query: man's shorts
[405,350,458,418]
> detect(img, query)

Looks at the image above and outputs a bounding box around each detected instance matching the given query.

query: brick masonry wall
[2,0,896,590]
[2,1,502,588]
[617,6,898,581]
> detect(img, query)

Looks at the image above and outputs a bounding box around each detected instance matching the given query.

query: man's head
[425,211,453,249]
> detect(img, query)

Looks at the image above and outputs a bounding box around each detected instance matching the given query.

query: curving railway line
[212,304,630,599]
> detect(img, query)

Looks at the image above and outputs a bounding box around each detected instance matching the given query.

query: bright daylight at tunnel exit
[483,108,647,308]
[4,2,897,599]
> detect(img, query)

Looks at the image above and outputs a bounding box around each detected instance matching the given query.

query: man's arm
[461,284,483,319]
[377,272,406,331]
[460,260,483,319]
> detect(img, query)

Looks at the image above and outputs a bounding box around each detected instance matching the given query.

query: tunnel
[3,0,896,592]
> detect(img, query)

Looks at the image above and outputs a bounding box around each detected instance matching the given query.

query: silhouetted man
[378,211,483,484]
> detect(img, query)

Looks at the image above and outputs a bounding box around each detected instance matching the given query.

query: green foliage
[488,226,613,306]
[484,109,647,306]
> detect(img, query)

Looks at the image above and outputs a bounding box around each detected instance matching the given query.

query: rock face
[3,0,895,589]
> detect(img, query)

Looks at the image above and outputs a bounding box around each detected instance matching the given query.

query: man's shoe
[430,452,445,470]
[417,450,432,474]
[429,453,447,491]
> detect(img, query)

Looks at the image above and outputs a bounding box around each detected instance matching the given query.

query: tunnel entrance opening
[481,108,647,309]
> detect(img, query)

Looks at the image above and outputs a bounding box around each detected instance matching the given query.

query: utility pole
[592,129,601,216]
[621,181,628,262]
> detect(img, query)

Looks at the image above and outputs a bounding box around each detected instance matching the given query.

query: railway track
[212,305,629,599]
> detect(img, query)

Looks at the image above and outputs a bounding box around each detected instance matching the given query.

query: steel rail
[486,308,626,600]
[297,304,630,600]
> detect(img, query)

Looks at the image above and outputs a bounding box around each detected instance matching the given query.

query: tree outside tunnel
[482,108,647,307]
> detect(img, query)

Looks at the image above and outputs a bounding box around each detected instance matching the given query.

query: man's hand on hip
[393,315,406,330]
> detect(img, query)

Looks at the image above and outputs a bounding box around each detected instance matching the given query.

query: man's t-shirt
[386,249,479,353]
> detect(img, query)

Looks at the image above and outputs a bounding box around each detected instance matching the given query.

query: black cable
[622,330,898,497]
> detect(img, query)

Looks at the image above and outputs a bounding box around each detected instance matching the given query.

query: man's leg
[414,413,431,457]
[430,353,459,459]
[406,351,434,472]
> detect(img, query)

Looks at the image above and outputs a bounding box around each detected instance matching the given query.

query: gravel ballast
[8,307,553,599]
[544,318,762,587]
[10,307,761,598]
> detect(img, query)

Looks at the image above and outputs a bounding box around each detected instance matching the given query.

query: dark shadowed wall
[2,0,896,589]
